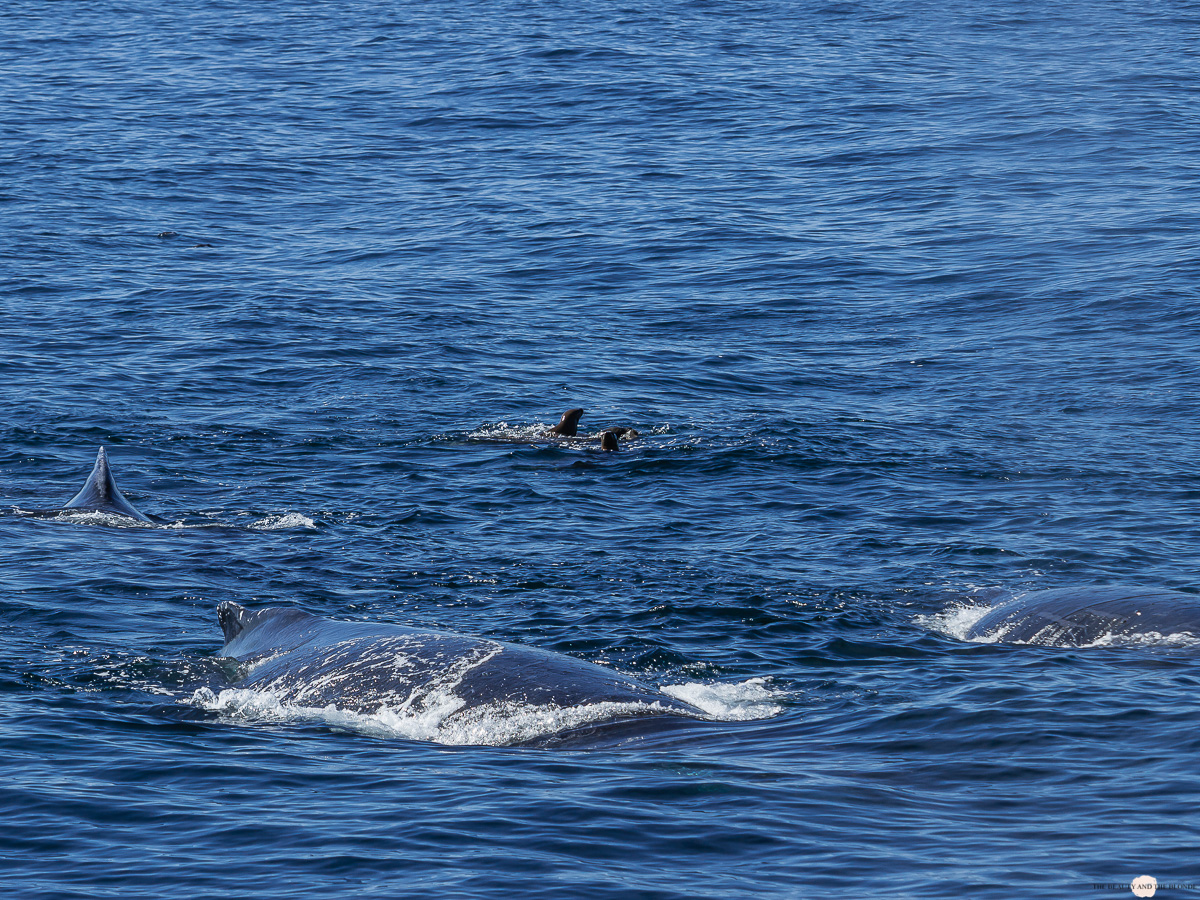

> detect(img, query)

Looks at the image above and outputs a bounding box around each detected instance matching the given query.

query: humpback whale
[215,602,708,725]
[25,447,155,522]
[963,586,1200,646]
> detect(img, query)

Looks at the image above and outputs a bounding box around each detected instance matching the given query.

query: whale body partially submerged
[23,447,155,522]
[214,602,708,728]
[963,587,1200,646]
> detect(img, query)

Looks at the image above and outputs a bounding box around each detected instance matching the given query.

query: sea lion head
[603,426,639,440]
[548,408,585,437]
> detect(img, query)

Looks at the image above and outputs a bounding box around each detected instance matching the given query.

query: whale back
[62,447,153,522]
[965,587,1200,645]
[214,602,704,719]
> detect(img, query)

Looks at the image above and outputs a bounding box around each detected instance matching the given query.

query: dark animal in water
[963,586,1200,646]
[602,426,639,439]
[24,447,155,522]
[547,408,585,437]
[546,409,639,441]
[216,602,708,723]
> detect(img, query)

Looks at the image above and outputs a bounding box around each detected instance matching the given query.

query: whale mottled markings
[963,586,1200,646]
[215,602,707,723]
[23,447,156,522]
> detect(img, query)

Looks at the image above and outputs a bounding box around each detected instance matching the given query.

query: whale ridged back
[216,602,327,658]
[213,603,708,722]
[964,587,1200,645]
[63,447,153,522]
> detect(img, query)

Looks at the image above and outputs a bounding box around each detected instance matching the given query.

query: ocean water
[3,0,1200,896]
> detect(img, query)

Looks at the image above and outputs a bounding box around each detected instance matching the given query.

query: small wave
[248,513,317,530]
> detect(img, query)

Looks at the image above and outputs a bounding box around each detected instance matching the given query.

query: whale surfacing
[214,603,707,730]
[963,587,1200,646]
[24,447,155,522]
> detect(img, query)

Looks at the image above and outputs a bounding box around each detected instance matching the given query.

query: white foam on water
[661,678,786,720]
[915,603,998,643]
[188,673,785,746]
[1074,629,1200,649]
[917,602,1200,648]
[190,685,690,746]
[465,421,655,448]
[35,509,231,530]
[248,513,317,530]
[403,698,681,746]
[468,422,555,442]
[35,509,157,528]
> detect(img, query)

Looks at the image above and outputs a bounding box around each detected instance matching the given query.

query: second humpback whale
[213,602,710,730]
[24,447,156,523]
[962,586,1200,646]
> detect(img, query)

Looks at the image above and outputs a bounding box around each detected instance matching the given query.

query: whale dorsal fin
[217,602,314,652]
[218,601,253,644]
[63,447,153,522]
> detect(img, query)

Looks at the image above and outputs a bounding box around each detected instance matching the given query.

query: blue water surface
[3,1,1200,897]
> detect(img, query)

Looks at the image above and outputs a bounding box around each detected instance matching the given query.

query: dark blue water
[4,1,1200,896]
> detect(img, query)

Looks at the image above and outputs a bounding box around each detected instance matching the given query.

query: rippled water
[4,1,1200,897]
